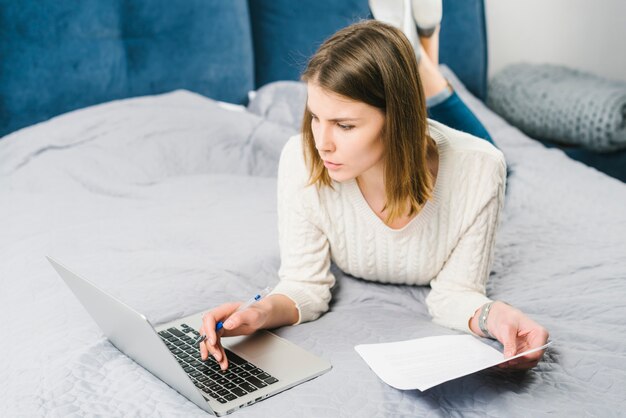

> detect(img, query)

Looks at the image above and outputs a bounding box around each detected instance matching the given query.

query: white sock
[411,0,442,37]
[369,0,421,62]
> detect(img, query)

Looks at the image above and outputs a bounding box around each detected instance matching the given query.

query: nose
[314,123,335,154]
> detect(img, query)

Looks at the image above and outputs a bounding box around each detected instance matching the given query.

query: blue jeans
[427,91,495,147]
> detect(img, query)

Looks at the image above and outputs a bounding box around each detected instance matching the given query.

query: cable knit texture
[271,119,507,334]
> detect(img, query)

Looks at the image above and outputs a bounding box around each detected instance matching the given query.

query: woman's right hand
[198,301,271,371]
[198,294,300,370]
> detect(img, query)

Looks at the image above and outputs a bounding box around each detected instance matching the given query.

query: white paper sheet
[355,335,552,391]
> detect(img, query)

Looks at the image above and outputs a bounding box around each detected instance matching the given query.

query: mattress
[1,71,624,416]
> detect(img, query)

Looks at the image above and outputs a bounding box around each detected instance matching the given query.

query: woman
[199,18,549,373]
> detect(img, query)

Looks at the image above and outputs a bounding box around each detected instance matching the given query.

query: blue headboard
[0,0,487,138]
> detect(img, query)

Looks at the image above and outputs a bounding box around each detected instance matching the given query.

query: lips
[323,160,342,170]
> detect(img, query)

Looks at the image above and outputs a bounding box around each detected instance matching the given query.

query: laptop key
[224,382,236,390]
[245,376,268,388]
[239,371,251,378]
[216,398,227,404]
[240,363,255,371]
[208,383,221,391]
[226,351,247,366]
[159,331,173,338]
[257,372,270,380]
[264,377,279,385]
[231,387,247,397]
[232,377,245,385]
[168,328,185,337]
[224,393,237,401]
[198,375,209,382]
[183,366,194,373]
[216,378,229,385]
[216,389,230,397]
[249,368,262,376]
[239,382,257,393]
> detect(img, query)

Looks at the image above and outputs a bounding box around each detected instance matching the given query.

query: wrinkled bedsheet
[1,72,625,417]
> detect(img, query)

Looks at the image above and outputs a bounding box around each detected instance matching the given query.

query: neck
[356,161,386,202]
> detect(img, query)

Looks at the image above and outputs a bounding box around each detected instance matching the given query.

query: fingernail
[224,320,233,329]
[208,337,215,345]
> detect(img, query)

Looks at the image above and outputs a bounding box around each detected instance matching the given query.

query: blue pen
[195,286,272,345]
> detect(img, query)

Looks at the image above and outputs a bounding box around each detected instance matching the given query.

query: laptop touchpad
[226,331,286,361]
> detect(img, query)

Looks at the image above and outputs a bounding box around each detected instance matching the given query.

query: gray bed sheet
[0,70,624,417]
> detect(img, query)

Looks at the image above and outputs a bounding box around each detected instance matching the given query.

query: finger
[218,344,228,370]
[522,348,545,362]
[200,314,216,354]
[200,318,215,362]
[511,349,545,367]
[206,329,225,362]
[222,309,252,331]
[199,337,209,360]
[200,303,241,358]
[201,303,240,346]
[499,348,545,369]
[500,325,519,359]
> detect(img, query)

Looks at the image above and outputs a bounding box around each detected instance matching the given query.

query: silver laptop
[47,257,331,416]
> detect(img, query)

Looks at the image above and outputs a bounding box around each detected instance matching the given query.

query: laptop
[47,257,332,416]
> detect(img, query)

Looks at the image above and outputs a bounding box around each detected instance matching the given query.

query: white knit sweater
[271,119,507,333]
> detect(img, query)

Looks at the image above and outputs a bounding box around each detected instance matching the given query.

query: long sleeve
[426,157,506,333]
[270,136,336,324]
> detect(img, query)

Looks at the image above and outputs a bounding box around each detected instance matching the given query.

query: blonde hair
[301,20,435,224]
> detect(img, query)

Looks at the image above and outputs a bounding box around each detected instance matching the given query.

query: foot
[369,0,421,62]
[411,0,442,38]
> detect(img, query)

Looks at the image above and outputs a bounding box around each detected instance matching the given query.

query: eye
[337,123,354,131]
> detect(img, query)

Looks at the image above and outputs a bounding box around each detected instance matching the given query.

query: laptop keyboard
[158,324,279,404]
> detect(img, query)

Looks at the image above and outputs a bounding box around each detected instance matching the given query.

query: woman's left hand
[479,301,550,370]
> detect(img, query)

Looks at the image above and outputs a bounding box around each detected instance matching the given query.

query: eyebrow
[306,105,361,122]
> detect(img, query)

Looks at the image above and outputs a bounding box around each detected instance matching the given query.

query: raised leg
[417,25,494,145]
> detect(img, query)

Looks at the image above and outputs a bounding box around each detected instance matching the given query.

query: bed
[1,1,625,416]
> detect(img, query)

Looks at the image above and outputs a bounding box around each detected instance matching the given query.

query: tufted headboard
[0,0,488,138]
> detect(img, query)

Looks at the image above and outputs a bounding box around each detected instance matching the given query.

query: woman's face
[307,82,385,183]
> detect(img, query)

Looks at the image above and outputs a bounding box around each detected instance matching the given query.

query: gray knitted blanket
[487,63,626,152]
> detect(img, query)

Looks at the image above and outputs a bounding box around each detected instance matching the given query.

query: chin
[326,170,355,183]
